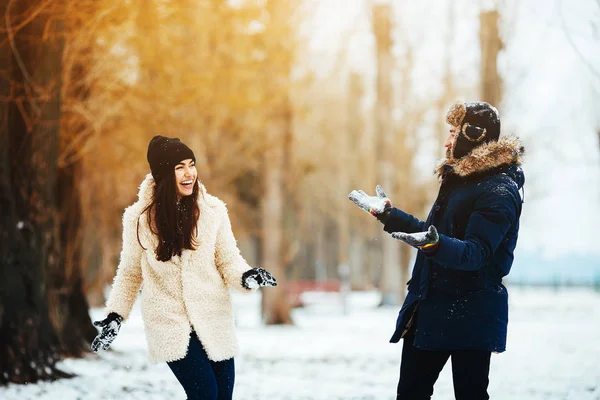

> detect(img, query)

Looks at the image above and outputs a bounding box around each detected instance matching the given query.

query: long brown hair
[138,172,200,261]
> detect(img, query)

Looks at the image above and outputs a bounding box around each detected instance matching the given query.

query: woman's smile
[177,177,196,196]
[175,159,197,198]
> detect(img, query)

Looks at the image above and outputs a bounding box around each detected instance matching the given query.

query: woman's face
[174,159,197,199]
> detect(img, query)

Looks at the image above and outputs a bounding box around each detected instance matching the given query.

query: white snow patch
[2,288,600,399]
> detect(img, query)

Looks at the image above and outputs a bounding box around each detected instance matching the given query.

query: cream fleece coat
[105,174,254,362]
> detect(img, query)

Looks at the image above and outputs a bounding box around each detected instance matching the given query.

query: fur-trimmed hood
[436,136,525,184]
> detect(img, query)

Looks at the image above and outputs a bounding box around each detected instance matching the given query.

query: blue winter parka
[385,136,525,352]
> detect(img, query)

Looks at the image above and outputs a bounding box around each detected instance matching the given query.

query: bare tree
[372,2,402,305]
[259,0,297,324]
[559,0,600,83]
[347,73,368,290]
[480,10,504,106]
[261,109,293,324]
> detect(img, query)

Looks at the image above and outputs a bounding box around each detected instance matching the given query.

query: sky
[302,0,600,263]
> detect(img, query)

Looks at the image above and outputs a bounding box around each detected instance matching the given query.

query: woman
[91,135,277,400]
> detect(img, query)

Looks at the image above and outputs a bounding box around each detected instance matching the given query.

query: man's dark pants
[397,320,491,400]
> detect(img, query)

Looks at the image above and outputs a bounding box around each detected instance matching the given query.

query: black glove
[241,268,277,290]
[91,312,123,353]
[348,185,392,223]
[391,225,440,252]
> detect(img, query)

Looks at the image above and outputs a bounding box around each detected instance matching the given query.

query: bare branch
[5,0,43,116]
[559,0,600,81]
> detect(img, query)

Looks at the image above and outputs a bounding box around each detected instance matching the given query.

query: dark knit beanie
[147,135,195,182]
[446,101,501,160]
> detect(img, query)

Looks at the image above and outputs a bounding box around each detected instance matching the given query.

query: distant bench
[285,280,342,308]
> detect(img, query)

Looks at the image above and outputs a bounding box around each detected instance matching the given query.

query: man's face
[444,126,458,160]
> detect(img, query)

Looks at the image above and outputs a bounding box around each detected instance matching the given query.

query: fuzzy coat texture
[385,136,525,352]
[105,174,254,362]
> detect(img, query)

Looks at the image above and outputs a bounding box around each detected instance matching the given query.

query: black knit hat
[446,101,501,160]
[147,135,195,182]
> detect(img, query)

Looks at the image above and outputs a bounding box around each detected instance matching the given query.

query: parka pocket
[431,268,485,296]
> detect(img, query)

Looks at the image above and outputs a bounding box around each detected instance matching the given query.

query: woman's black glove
[91,312,123,352]
[242,268,277,290]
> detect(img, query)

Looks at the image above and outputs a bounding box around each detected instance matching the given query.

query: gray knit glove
[391,225,440,252]
[348,185,392,223]
[348,185,392,216]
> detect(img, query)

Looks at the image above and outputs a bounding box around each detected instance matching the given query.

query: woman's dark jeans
[167,331,235,400]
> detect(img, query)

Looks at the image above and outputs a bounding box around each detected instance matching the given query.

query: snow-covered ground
[2,286,600,400]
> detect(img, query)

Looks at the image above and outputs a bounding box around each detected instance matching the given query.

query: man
[349,101,525,399]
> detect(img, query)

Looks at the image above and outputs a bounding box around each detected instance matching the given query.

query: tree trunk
[0,0,71,383]
[349,233,366,289]
[260,116,293,325]
[337,174,351,312]
[346,73,366,290]
[372,3,401,305]
[480,10,504,107]
[52,4,100,354]
[314,211,327,281]
[49,161,97,356]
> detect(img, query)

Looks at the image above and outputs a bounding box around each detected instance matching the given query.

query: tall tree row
[64,0,300,323]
